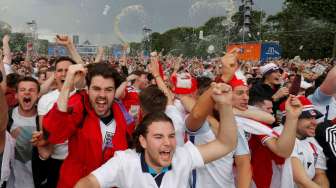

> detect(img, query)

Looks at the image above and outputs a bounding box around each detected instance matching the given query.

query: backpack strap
[35,114,40,131]
[114,98,134,125]
[7,108,14,132]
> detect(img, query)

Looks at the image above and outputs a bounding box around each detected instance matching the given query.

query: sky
[0,0,284,45]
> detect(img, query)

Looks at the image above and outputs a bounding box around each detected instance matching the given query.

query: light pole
[142,26,152,57]
[240,0,254,50]
[26,20,38,55]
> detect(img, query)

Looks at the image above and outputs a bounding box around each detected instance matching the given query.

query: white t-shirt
[92,141,204,188]
[291,137,327,187]
[38,89,68,160]
[10,107,36,132]
[187,121,250,188]
[165,105,186,146]
[10,107,36,188]
[271,125,327,188]
[173,99,187,118]
[38,89,60,116]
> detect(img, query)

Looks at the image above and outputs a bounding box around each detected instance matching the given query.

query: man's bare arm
[265,95,302,158]
[197,83,237,164]
[2,35,11,65]
[0,86,8,133]
[292,157,321,188]
[313,169,329,188]
[94,47,104,63]
[56,35,84,64]
[0,50,6,91]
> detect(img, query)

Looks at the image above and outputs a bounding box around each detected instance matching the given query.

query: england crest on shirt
[104,131,114,148]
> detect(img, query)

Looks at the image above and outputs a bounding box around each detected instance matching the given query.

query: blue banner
[112,49,122,58]
[261,42,281,61]
[48,46,68,56]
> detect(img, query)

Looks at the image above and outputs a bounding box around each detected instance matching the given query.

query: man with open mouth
[0,57,15,188]
[270,96,329,188]
[39,63,135,188]
[74,82,237,188]
[36,56,77,188]
[7,77,40,188]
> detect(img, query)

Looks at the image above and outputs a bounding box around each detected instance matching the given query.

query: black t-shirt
[315,120,336,187]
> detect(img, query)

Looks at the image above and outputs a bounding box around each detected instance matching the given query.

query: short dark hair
[139,85,167,114]
[132,112,173,153]
[16,76,40,92]
[249,95,272,106]
[6,73,21,89]
[196,76,212,96]
[85,63,123,88]
[130,70,148,77]
[54,56,76,68]
[247,77,259,86]
[37,57,48,62]
[288,74,296,79]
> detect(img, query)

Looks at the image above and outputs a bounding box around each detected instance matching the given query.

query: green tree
[37,39,49,55]
[264,3,335,58]
[285,0,336,57]
[9,33,28,52]
[286,0,336,24]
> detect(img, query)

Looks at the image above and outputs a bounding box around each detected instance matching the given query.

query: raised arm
[2,35,11,65]
[196,83,237,164]
[56,35,84,64]
[265,95,302,158]
[115,74,138,99]
[220,48,239,83]
[0,85,8,133]
[185,49,239,132]
[185,86,214,131]
[41,64,87,145]
[119,44,129,76]
[39,72,55,96]
[148,54,174,105]
[0,50,6,91]
[57,64,86,111]
[94,47,104,63]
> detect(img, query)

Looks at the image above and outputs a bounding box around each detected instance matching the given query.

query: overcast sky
[0,0,284,45]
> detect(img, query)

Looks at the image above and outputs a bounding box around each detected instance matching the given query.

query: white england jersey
[92,141,204,188]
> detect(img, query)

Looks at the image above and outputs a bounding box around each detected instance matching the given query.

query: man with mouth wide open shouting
[34,63,134,188]
[7,77,40,188]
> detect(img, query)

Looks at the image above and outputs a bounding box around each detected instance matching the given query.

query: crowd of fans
[0,34,335,188]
